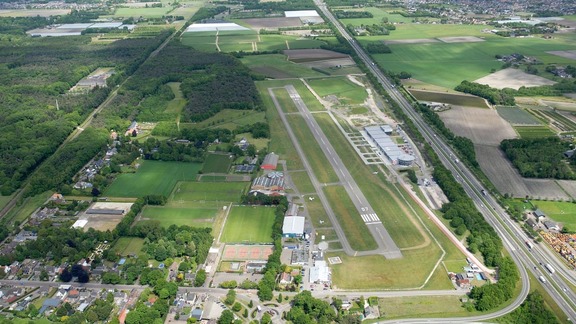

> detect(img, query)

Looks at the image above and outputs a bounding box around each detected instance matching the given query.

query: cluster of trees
[365,42,392,54]
[469,258,518,310]
[502,291,559,323]
[59,264,90,283]
[189,6,228,22]
[235,122,270,139]
[334,10,373,18]
[140,138,205,162]
[455,81,516,106]
[500,137,576,179]
[285,291,336,323]
[125,288,174,324]
[243,0,315,11]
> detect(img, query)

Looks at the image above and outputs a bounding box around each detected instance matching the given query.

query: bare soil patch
[437,36,485,43]
[301,58,356,69]
[439,106,516,145]
[474,68,556,90]
[384,38,440,45]
[284,49,349,62]
[547,50,576,60]
[240,17,302,29]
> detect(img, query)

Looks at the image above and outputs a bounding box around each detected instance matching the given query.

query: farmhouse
[282,216,305,238]
[261,152,279,170]
[125,121,139,137]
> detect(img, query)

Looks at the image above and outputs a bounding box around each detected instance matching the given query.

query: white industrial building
[365,125,415,166]
[309,260,330,283]
[282,216,305,238]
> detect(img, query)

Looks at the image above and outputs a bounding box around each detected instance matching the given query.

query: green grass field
[0,194,13,212]
[496,106,541,125]
[378,295,473,319]
[535,200,576,229]
[234,133,269,151]
[105,160,201,197]
[307,76,368,105]
[287,114,340,184]
[202,153,233,173]
[164,82,186,115]
[289,171,315,194]
[242,54,326,79]
[171,181,247,202]
[111,237,145,257]
[221,206,275,243]
[113,6,171,18]
[514,125,556,138]
[4,191,51,224]
[339,7,414,26]
[141,206,217,227]
[180,109,265,131]
[272,88,300,113]
[410,89,489,108]
[324,186,378,251]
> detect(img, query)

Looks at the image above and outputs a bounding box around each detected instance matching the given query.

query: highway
[314,0,576,321]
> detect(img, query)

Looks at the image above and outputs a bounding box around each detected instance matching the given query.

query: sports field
[110,237,145,257]
[220,206,275,243]
[307,76,367,105]
[105,160,201,197]
[221,244,274,261]
[141,206,217,227]
[202,153,232,173]
[171,181,247,202]
[536,201,576,229]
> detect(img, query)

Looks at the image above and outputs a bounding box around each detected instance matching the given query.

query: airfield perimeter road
[314,0,576,321]
[269,87,402,259]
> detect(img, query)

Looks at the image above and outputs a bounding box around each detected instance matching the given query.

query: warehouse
[282,216,305,238]
[365,125,414,166]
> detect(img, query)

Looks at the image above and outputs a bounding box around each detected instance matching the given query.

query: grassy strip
[289,171,315,194]
[272,88,299,113]
[324,186,377,251]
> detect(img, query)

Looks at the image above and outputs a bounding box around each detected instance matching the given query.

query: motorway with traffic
[314,0,576,322]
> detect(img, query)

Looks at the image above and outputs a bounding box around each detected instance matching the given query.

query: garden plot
[474,68,556,90]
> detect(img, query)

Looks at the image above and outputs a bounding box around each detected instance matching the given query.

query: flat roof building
[283,216,305,238]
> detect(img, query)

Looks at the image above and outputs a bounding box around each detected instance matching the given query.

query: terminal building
[365,125,415,166]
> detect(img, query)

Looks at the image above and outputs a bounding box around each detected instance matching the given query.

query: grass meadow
[110,237,145,257]
[180,109,265,131]
[171,181,247,202]
[289,171,315,194]
[202,153,232,173]
[535,200,576,229]
[339,7,414,26]
[164,82,186,115]
[105,160,201,197]
[272,87,300,113]
[307,77,368,105]
[141,206,216,227]
[220,206,275,243]
[377,295,473,319]
[514,125,556,138]
[242,54,326,79]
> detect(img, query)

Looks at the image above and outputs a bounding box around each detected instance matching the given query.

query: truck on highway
[525,241,534,249]
[480,189,487,196]
[539,276,547,283]
[545,263,555,274]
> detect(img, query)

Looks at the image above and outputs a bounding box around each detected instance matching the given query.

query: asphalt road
[313,0,576,321]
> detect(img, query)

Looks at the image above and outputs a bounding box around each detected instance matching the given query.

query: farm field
[110,237,145,257]
[141,206,217,227]
[105,160,201,198]
[202,153,233,173]
[514,126,556,139]
[409,90,488,108]
[338,7,415,26]
[113,7,172,18]
[307,76,367,105]
[324,186,378,251]
[241,54,326,79]
[535,201,576,229]
[0,9,70,17]
[370,34,576,88]
[286,114,340,184]
[220,206,275,243]
[496,106,541,125]
[171,181,248,202]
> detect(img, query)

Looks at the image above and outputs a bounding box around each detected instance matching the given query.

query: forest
[455,81,516,106]
[500,137,576,179]
[0,30,171,195]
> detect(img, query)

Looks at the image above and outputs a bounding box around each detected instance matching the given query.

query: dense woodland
[0,30,171,195]
[501,137,576,179]
[455,81,516,106]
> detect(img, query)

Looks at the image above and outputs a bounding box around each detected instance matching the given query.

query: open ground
[80,202,134,231]
[220,206,275,243]
[474,68,556,90]
[171,181,248,202]
[202,153,233,173]
[535,201,576,229]
[140,206,217,228]
[105,160,201,197]
[110,237,145,257]
[409,89,488,108]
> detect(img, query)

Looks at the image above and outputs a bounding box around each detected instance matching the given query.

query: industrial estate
[0,0,576,323]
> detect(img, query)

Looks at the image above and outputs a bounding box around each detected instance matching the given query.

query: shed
[534,209,546,218]
[261,153,279,170]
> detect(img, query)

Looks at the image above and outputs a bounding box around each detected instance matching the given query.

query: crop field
[141,206,216,227]
[110,237,145,257]
[202,153,232,173]
[105,161,201,197]
[409,89,488,108]
[286,114,340,184]
[496,106,541,125]
[514,125,555,139]
[307,77,367,105]
[171,181,247,202]
[113,7,171,18]
[0,9,70,17]
[535,201,576,229]
[474,68,556,90]
[370,34,576,88]
[257,81,304,170]
[539,110,576,132]
[440,106,516,145]
[241,54,326,79]
[324,186,378,251]
[220,206,275,243]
